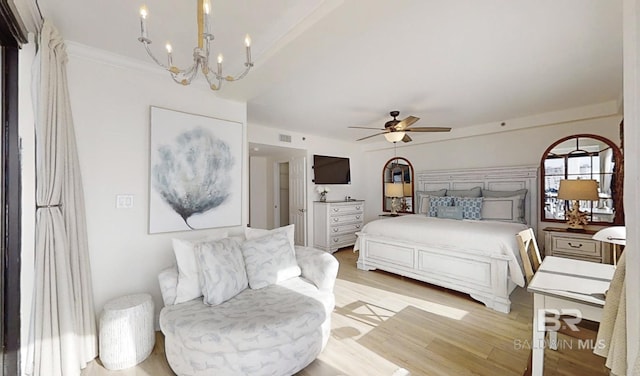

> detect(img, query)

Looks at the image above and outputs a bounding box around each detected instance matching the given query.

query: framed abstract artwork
[149,106,243,233]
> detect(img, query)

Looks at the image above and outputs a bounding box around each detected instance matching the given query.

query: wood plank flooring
[83,248,609,376]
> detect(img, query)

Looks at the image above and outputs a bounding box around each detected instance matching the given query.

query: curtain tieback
[36,204,62,209]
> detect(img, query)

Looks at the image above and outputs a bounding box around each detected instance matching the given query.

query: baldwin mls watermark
[513,309,606,351]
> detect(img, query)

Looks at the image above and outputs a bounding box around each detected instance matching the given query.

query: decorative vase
[320,192,327,202]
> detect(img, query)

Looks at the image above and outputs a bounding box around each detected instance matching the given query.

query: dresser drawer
[330,213,363,225]
[552,237,601,258]
[329,203,364,216]
[330,222,362,234]
[330,233,357,247]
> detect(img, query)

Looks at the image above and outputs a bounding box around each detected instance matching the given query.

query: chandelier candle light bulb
[139,5,148,40]
[165,43,173,66]
[245,34,252,64]
[203,0,211,36]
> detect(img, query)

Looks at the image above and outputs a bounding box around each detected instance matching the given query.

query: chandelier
[137,0,253,91]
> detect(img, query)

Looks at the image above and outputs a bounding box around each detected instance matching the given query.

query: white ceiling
[36,0,623,144]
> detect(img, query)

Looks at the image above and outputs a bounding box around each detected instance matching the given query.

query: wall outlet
[116,194,134,209]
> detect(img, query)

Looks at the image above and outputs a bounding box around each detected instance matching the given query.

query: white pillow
[240,230,301,289]
[245,224,295,249]
[172,230,229,304]
[481,195,524,223]
[196,237,248,306]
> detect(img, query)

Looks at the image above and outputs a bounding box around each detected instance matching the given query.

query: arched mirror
[382,157,414,214]
[540,134,623,225]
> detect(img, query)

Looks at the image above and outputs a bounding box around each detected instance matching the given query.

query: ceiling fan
[349,110,451,143]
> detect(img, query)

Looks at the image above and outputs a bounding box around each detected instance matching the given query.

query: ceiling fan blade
[401,134,412,143]
[405,127,452,132]
[356,132,387,141]
[348,126,386,130]
[394,116,420,130]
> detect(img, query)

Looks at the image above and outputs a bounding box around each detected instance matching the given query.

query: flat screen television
[313,154,351,184]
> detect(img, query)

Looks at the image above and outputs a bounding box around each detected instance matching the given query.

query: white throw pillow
[172,230,229,304]
[196,237,248,306]
[481,195,524,223]
[241,230,301,289]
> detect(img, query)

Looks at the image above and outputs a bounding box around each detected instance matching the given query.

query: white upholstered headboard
[415,165,539,231]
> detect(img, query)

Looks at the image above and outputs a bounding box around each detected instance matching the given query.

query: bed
[355,165,538,313]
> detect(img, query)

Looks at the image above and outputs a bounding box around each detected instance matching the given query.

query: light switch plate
[116,194,134,209]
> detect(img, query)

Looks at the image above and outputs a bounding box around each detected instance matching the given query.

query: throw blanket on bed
[355,214,527,286]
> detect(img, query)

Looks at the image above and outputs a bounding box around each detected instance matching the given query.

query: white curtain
[26,19,97,375]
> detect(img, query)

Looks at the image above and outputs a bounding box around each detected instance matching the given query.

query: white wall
[64,44,248,325]
[360,115,622,225]
[249,156,269,228]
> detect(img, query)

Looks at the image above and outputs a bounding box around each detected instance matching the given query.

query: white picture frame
[149,106,243,234]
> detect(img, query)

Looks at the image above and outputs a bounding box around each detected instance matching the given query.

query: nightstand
[542,227,612,264]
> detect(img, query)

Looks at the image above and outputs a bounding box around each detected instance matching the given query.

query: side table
[99,293,155,370]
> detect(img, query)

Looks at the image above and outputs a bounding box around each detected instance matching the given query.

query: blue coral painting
[149,107,243,233]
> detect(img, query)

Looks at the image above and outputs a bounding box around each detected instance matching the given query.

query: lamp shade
[403,183,412,196]
[384,132,405,143]
[557,179,599,201]
[592,226,626,245]
[385,183,404,198]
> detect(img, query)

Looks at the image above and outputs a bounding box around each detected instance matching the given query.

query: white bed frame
[356,165,538,313]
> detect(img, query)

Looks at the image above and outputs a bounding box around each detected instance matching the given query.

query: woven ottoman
[99,293,155,370]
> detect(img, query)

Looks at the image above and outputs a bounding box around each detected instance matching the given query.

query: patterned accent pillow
[245,224,295,250]
[415,189,447,214]
[241,231,302,289]
[196,237,248,306]
[453,196,484,220]
[172,230,229,304]
[427,196,453,217]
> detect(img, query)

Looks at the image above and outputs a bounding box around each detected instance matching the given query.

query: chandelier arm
[141,42,169,70]
[202,67,223,90]
[217,64,253,82]
[166,61,199,85]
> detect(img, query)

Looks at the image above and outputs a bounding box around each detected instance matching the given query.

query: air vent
[279,134,292,143]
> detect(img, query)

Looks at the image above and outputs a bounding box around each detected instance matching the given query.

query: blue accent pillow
[437,206,464,220]
[453,196,483,220]
[427,196,453,217]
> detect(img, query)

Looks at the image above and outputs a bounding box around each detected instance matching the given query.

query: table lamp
[592,226,626,266]
[557,179,599,231]
[385,182,404,215]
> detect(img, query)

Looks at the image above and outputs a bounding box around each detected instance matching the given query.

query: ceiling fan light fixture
[384,132,405,143]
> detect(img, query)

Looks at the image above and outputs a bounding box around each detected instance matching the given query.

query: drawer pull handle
[333,238,339,243]
[568,242,583,249]
[333,218,339,222]
[356,224,361,228]
[356,206,361,210]
[333,208,339,212]
[333,228,339,232]
[356,215,361,219]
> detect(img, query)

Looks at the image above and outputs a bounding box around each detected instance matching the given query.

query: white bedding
[355,214,527,286]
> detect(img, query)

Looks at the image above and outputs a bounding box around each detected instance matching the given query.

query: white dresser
[313,200,365,253]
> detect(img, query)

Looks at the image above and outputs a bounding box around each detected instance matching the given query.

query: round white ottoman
[99,293,155,370]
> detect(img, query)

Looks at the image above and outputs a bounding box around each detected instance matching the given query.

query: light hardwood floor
[83,248,608,376]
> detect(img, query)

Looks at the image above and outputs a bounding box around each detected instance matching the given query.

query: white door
[289,156,307,245]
